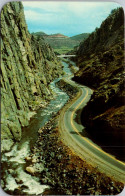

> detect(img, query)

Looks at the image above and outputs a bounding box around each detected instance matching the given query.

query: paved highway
[59,77,125,183]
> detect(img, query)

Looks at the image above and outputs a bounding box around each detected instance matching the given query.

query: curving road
[59,77,125,183]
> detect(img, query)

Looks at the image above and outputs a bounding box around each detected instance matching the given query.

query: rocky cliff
[1,2,62,152]
[77,8,124,61]
[73,7,125,155]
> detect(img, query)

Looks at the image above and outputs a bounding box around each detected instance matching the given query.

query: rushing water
[1,60,72,195]
[1,59,124,195]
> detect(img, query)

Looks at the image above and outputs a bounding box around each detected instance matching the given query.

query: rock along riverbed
[1,60,73,195]
[1,60,124,195]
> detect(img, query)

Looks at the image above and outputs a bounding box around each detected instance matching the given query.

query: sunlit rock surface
[1,2,63,151]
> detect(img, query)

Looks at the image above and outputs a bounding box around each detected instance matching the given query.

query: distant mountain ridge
[32,32,89,54]
[49,33,69,38]
[70,33,89,41]
[32,31,48,36]
[32,32,69,39]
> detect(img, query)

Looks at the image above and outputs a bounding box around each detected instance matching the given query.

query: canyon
[1,2,125,195]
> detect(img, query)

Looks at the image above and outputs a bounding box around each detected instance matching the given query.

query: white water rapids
[1,60,73,195]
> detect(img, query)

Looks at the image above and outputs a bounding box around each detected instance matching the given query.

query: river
[1,59,124,195]
[1,60,72,195]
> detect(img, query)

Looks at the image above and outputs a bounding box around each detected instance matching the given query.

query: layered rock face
[73,8,125,147]
[1,2,62,151]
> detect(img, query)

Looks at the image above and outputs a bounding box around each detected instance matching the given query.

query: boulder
[25,166,35,174]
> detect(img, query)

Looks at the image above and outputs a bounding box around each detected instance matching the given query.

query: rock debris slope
[1,2,62,152]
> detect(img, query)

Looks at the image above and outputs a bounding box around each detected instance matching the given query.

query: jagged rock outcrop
[77,8,124,61]
[73,7,125,154]
[1,2,63,152]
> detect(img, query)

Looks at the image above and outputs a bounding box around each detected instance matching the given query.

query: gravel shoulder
[24,79,124,195]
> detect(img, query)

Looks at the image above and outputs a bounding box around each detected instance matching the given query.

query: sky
[22,1,120,37]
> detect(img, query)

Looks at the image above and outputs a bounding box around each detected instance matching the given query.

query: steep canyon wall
[1,2,62,151]
[73,8,125,146]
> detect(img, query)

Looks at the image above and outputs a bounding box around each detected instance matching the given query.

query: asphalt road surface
[59,77,125,183]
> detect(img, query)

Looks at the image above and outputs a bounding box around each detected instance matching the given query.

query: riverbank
[2,60,124,195]
[1,60,72,194]
[24,81,124,195]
